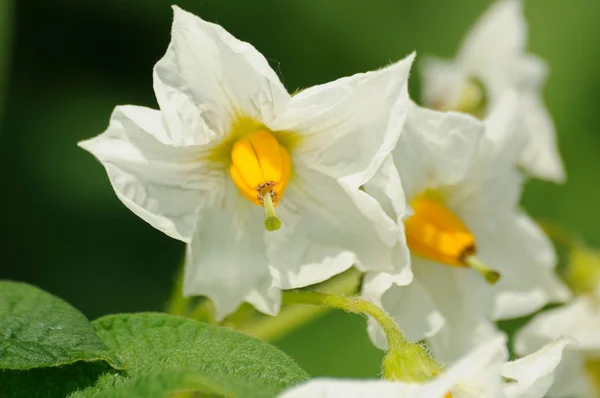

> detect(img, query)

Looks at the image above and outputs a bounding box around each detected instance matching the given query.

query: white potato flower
[515,246,600,397]
[363,93,570,362]
[79,6,414,319]
[279,335,575,398]
[420,0,565,182]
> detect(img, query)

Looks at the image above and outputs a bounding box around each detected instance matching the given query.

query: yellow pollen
[229,129,291,231]
[405,195,500,284]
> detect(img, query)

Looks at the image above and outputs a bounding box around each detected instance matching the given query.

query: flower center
[405,194,500,284]
[431,77,487,119]
[564,243,600,296]
[229,129,291,231]
[453,78,487,117]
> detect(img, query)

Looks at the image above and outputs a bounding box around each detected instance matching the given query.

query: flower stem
[280,289,442,382]
[189,298,217,324]
[242,268,362,340]
[165,260,189,316]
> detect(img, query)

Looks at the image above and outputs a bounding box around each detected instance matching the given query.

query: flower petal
[436,335,507,397]
[394,102,484,199]
[78,105,214,242]
[413,259,502,362]
[502,337,576,398]
[363,270,443,349]
[278,379,423,398]
[153,6,290,143]
[420,56,467,110]
[183,180,279,319]
[467,212,571,320]
[458,0,527,98]
[275,54,414,190]
[515,296,600,354]
[483,89,527,167]
[268,169,405,289]
[272,57,414,248]
[363,155,407,224]
[519,91,566,183]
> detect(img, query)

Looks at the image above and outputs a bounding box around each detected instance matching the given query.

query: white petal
[511,53,564,182]
[514,297,600,397]
[483,90,527,167]
[275,54,414,191]
[153,6,290,144]
[278,379,426,398]
[78,105,214,242]
[441,335,508,398]
[542,351,591,398]
[502,337,576,398]
[518,91,565,183]
[363,270,443,349]
[363,155,407,223]
[420,56,467,110]
[516,297,600,354]
[470,212,570,320]
[272,57,414,257]
[513,54,548,90]
[280,337,509,398]
[268,169,405,289]
[183,180,279,319]
[393,102,484,200]
[458,0,527,98]
[446,91,524,219]
[412,259,500,362]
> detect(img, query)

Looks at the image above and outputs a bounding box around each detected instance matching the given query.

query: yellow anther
[405,195,500,284]
[454,78,487,118]
[229,129,290,231]
[229,129,291,207]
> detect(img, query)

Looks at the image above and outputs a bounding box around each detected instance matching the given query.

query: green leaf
[0,313,309,398]
[79,313,308,397]
[0,281,124,370]
[84,371,282,398]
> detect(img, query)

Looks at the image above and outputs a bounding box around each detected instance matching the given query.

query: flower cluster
[80,2,593,397]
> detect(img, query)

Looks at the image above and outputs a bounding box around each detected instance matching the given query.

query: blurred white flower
[279,335,574,398]
[79,6,414,319]
[515,245,600,397]
[363,93,570,362]
[420,0,565,182]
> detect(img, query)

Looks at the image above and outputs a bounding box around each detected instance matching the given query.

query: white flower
[79,6,414,319]
[515,296,600,397]
[515,243,600,398]
[420,0,565,182]
[279,335,575,398]
[363,93,570,362]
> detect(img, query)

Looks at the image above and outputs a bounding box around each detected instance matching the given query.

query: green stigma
[263,191,281,232]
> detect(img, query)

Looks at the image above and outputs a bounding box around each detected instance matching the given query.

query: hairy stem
[280,289,442,382]
[242,268,362,341]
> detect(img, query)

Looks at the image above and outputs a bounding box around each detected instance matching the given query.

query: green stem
[165,262,189,316]
[242,268,361,341]
[281,290,407,351]
[189,299,217,324]
[280,290,441,382]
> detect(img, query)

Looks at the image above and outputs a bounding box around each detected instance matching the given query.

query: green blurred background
[1,0,599,378]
